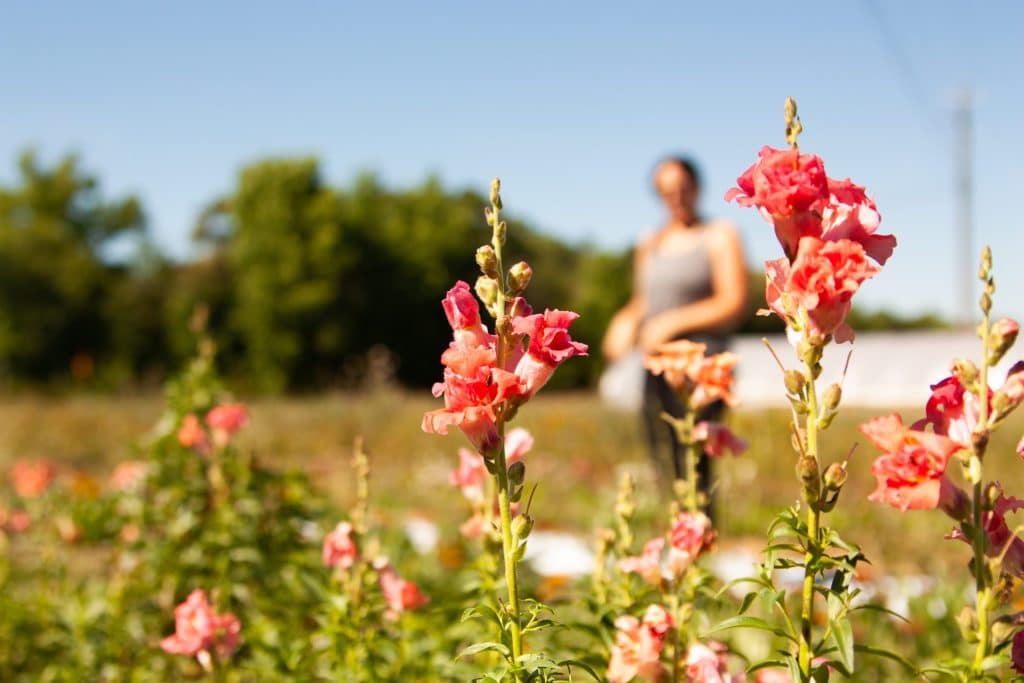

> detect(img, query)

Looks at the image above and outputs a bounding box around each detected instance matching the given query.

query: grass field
[2,389,1020,582]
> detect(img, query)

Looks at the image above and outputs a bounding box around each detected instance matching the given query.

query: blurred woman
[602,157,747,500]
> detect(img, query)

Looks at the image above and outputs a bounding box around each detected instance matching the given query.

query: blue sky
[2,1,1022,321]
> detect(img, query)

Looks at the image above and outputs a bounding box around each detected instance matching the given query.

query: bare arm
[637,223,748,351]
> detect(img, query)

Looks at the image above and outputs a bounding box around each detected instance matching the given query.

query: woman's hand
[602,307,640,361]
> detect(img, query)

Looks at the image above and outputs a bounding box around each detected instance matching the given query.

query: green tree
[0,151,145,381]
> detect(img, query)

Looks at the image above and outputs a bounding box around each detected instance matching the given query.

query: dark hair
[653,155,702,191]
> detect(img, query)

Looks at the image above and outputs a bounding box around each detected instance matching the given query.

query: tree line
[0,151,946,392]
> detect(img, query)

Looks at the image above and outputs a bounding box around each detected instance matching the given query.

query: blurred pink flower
[177,414,209,453]
[861,414,965,514]
[8,508,30,533]
[504,427,534,465]
[449,448,487,503]
[755,669,792,683]
[1017,434,1024,459]
[10,459,56,498]
[458,513,487,539]
[109,460,148,492]
[206,403,249,446]
[377,560,429,620]
[644,341,739,408]
[160,589,241,670]
[685,641,737,683]
[670,511,715,567]
[322,521,358,569]
[617,537,665,586]
[606,607,674,683]
[512,309,588,398]
[694,422,749,458]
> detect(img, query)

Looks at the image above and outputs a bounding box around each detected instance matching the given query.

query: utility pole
[953,88,973,327]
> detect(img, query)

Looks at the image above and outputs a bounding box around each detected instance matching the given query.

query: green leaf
[458,641,511,659]
[852,602,910,624]
[829,615,854,673]
[560,659,603,682]
[854,644,918,673]
[703,616,797,643]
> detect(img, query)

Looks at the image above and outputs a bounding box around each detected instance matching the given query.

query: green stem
[798,361,821,683]
[489,189,524,680]
[682,413,699,514]
[971,311,992,675]
[495,444,524,680]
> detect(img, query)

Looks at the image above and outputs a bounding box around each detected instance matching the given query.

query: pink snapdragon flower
[919,375,987,449]
[206,403,249,447]
[10,459,56,498]
[819,178,896,265]
[322,521,358,569]
[449,448,488,503]
[617,537,666,586]
[770,236,880,343]
[511,309,588,398]
[694,422,749,458]
[669,511,716,573]
[685,641,740,683]
[504,427,534,465]
[442,280,490,348]
[726,148,896,267]
[449,428,533,505]
[644,341,739,408]
[425,281,583,452]
[109,460,148,492]
[160,589,241,670]
[177,414,209,453]
[376,559,429,620]
[725,145,829,259]
[606,606,675,683]
[861,414,966,515]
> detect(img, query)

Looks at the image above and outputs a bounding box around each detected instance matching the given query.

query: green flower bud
[796,454,821,508]
[475,276,499,310]
[490,177,502,209]
[476,245,499,278]
[784,370,806,396]
[508,261,532,295]
[507,460,526,486]
[823,461,848,492]
[978,246,992,281]
[822,383,842,412]
[511,514,533,541]
[986,317,1019,366]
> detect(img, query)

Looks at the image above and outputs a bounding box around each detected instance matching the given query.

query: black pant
[641,371,723,512]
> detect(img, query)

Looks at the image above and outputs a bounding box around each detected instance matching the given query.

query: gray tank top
[640,228,728,354]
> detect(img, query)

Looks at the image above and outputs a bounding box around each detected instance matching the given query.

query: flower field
[2,100,1023,681]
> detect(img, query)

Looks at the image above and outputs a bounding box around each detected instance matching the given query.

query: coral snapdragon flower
[644,341,739,408]
[376,559,429,620]
[511,309,589,398]
[861,414,965,514]
[10,459,56,498]
[322,521,358,569]
[160,589,241,670]
[606,605,674,683]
